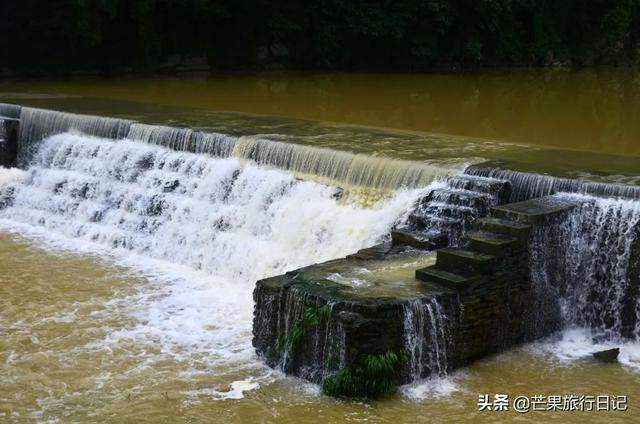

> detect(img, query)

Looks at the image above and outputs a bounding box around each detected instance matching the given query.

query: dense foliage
[1,0,639,74]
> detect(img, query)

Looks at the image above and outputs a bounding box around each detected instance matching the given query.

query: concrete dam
[1,103,639,399]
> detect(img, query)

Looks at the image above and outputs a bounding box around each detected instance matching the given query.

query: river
[0,71,639,423]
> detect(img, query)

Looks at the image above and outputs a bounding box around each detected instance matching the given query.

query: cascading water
[402,298,449,381]
[232,136,450,191]
[127,123,237,158]
[15,106,452,193]
[402,174,510,246]
[0,130,431,389]
[466,166,640,202]
[2,132,427,281]
[530,193,640,342]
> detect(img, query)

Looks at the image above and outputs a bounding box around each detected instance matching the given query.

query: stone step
[346,242,391,261]
[415,266,482,290]
[427,188,491,210]
[418,203,476,220]
[467,231,519,256]
[407,214,462,230]
[476,217,532,241]
[491,195,582,224]
[391,230,447,250]
[436,247,495,274]
[445,175,511,202]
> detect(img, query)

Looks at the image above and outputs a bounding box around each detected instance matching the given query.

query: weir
[465,165,640,201]
[3,104,450,192]
[1,103,640,399]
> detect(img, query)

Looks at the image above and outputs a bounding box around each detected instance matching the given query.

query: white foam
[183,379,260,401]
[0,166,25,187]
[400,373,464,401]
[529,328,640,372]
[0,132,434,381]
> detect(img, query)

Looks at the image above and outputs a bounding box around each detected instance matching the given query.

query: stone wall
[252,196,585,398]
[0,117,19,167]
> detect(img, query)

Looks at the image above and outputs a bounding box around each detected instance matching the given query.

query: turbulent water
[530,193,640,342]
[466,167,640,202]
[2,103,640,421]
[15,106,450,192]
[402,298,449,381]
[0,131,428,395]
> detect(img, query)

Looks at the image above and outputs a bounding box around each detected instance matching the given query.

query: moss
[286,321,306,354]
[325,353,340,369]
[283,305,333,356]
[321,351,402,399]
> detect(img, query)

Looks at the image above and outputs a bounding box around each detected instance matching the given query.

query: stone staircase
[392,174,512,249]
[416,196,580,290]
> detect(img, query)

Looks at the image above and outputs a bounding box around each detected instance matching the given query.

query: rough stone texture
[252,258,413,384]
[390,230,447,250]
[399,175,512,247]
[592,348,619,363]
[0,118,19,167]
[252,195,597,396]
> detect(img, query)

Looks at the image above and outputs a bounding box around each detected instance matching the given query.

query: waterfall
[232,136,450,191]
[0,130,427,369]
[15,107,451,191]
[126,123,238,158]
[127,123,198,151]
[466,166,640,202]
[402,298,448,380]
[402,174,510,246]
[17,107,133,166]
[530,193,640,341]
[193,132,238,158]
[1,131,424,281]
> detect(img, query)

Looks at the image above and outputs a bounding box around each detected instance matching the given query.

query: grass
[321,351,402,399]
[282,305,333,356]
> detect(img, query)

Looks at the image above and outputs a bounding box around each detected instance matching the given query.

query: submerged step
[419,203,475,218]
[467,231,519,256]
[476,217,532,241]
[391,230,447,250]
[0,117,19,167]
[415,265,482,290]
[436,248,495,274]
[346,242,391,260]
[445,175,511,202]
[407,214,462,229]
[427,188,492,210]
